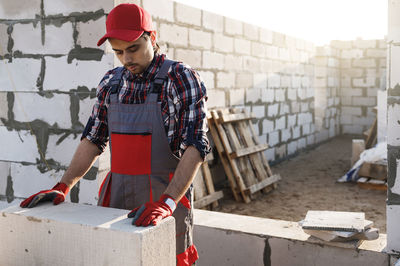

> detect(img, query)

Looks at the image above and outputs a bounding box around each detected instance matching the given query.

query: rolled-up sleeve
[81,70,114,152]
[170,65,211,160]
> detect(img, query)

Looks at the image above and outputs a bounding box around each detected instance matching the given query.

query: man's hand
[127,194,176,226]
[20,182,70,208]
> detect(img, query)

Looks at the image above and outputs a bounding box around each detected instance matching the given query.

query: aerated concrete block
[0,0,41,19]
[0,24,9,56]
[207,90,225,108]
[214,33,234,53]
[198,71,214,89]
[46,134,80,166]
[0,202,175,266]
[224,17,243,36]
[0,127,40,163]
[189,29,212,49]
[176,3,201,26]
[234,38,251,55]
[202,51,224,70]
[44,0,112,15]
[202,11,224,33]
[0,58,41,92]
[77,17,107,49]
[175,49,201,69]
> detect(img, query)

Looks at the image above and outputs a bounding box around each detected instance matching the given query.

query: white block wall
[0,0,113,204]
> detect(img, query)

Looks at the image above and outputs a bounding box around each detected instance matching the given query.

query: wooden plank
[230,143,269,158]
[357,179,387,191]
[201,162,219,208]
[245,174,281,195]
[208,112,242,202]
[351,139,365,166]
[302,211,365,233]
[219,112,254,123]
[194,191,224,209]
[193,166,207,208]
[212,110,251,203]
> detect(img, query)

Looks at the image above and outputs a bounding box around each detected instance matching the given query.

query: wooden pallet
[357,177,387,191]
[193,153,224,210]
[209,108,280,203]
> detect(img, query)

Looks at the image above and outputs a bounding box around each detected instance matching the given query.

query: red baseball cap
[97,4,154,46]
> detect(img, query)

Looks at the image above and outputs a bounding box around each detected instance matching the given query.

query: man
[20,3,210,265]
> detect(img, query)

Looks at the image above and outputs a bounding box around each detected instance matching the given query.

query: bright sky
[174,0,388,45]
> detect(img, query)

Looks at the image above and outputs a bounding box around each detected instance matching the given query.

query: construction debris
[300,211,379,246]
[208,108,280,203]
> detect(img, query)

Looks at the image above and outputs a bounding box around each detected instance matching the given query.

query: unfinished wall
[387,0,400,254]
[0,0,387,205]
[0,0,114,204]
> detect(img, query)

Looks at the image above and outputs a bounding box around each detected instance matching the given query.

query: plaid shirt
[82,53,210,159]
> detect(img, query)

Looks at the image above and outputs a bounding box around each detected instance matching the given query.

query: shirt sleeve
[170,64,211,160]
[81,69,115,152]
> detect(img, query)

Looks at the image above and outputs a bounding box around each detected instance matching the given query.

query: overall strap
[151,59,174,94]
[109,67,125,94]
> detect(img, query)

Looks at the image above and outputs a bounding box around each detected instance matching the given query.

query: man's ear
[150,31,157,46]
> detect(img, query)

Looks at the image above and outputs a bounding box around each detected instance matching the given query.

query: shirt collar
[125,53,165,81]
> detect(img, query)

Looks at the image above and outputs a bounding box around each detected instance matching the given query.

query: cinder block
[261,89,274,103]
[224,55,243,71]
[46,134,80,167]
[217,72,235,88]
[292,126,301,139]
[229,88,244,106]
[143,0,174,22]
[78,178,99,205]
[263,119,274,134]
[353,58,376,68]
[352,77,376,87]
[275,116,286,130]
[298,137,306,149]
[267,103,279,117]
[243,23,258,41]
[366,49,387,58]
[13,92,72,129]
[259,28,273,44]
[0,203,175,266]
[175,49,202,69]
[252,105,265,119]
[206,89,225,109]
[159,24,188,46]
[281,129,291,142]
[246,88,261,103]
[253,73,267,89]
[287,140,298,155]
[79,97,97,126]
[176,2,201,26]
[198,71,215,90]
[11,163,63,198]
[236,73,253,88]
[202,11,224,32]
[279,103,290,115]
[44,0,112,15]
[387,103,400,146]
[267,75,280,88]
[0,0,41,19]
[189,29,212,49]
[234,39,251,55]
[0,127,40,163]
[44,56,113,91]
[0,58,41,91]
[287,114,297,127]
[353,39,377,49]
[0,161,11,195]
[266,45,278,59]
[77,17,106,49]
[352,97,376,106]
[341,49,363,59]
[224,17,243,36]
[243,57,261,72]
[264,148,275,161]
[275,144,287,158]
[202,51,224,70]
[342,125,363,134]
[213,33,234,53]
[0,92,7,125]
[251,42,267,58]
[0,24,8,56]
[268,131,279,146]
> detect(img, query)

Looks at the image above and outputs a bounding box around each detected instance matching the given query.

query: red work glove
[20,182,70,208]
[127,194,176,226]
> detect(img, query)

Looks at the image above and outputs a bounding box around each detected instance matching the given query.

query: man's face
[109,35,154,75]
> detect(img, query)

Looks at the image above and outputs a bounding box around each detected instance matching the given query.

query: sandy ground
[216,135,387,233]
